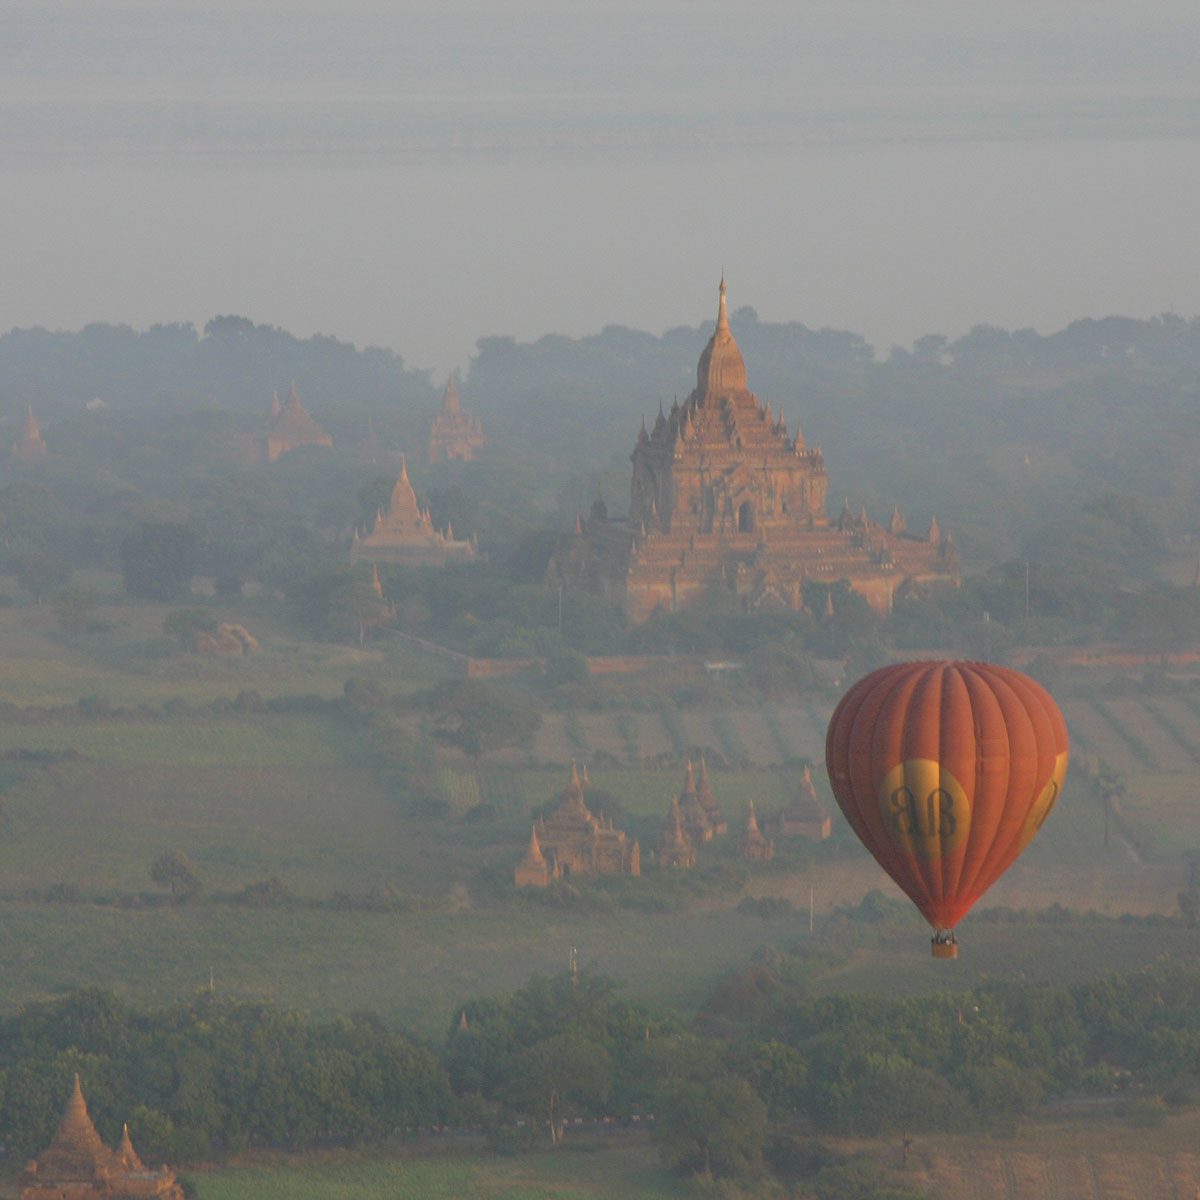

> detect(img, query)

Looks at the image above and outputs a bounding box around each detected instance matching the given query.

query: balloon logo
[825,660,1069,958]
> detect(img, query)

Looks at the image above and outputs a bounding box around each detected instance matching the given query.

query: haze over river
[3,3,1199,376]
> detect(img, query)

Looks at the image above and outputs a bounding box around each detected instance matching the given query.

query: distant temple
[350,456,480,567]
[765,764,832,841]
[553,279,958,620]
[428,375,485,464]
[12,405,46,460]
[515,764,640,885]
[20,1076,185,1200]
[656,796,696,868]
[738,800,775,863]
[266,383,333,461]
[237,384,333,464]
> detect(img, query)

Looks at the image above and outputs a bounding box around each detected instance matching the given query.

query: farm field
[0,901,809,1040]
[529,703,831,768]
[3,591,1200,1047]
[0,585,455,708]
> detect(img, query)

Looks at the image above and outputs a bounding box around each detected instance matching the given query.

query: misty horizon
[3,3,1200,376]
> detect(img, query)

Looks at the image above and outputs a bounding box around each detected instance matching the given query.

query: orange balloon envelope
[825,661,1068,956]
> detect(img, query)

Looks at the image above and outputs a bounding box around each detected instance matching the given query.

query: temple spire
[716,273,730,334]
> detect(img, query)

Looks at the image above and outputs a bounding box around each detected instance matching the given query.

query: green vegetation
[194,1143,686,1200]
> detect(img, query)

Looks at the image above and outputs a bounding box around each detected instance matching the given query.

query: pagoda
[428,375,485,464]
[656,796,696,868]
[515,764,640,885]
[350,455,480,567]
[766,764,832,841]
[266,383,333,461]
[738,800,775,863]
[12,405,47,460]
[20,1076,185,1200]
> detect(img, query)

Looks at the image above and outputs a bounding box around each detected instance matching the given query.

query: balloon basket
[931,934,958,959]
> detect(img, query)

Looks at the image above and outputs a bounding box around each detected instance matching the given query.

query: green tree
[507,1032,612,1145]
[52,585,100,638]
[162,608,217,649]
[9,551,71,602]
[429,679,541,768]
[149,850,203,902]
[654,1076,767,1178]
[120,523,198,601]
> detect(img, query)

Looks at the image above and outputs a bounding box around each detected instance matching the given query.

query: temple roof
[388,455,422,522]
[36,1075,113,1179]
[114,1124,145,1172]
[785,765,827,821]
[442,375,461,414]
[695,277,748,401]
[658,796,692,852]
[269,383,331,445]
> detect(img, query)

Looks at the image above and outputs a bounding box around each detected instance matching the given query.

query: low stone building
[20,1076,185,1200]
[515,764,640,885]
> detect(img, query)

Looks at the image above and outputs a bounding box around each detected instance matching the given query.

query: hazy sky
[3,2,1200,376]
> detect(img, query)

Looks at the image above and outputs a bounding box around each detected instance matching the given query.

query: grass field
[129,1110,1200,1200]
[4,585,1200,1049]
[188,1139,683,1200]
[0,584,455,707]
[0,902,809,1040]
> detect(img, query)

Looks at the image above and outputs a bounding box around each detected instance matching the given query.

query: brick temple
[428,375,485,464]
[20,1076,185,1200]
[554,278,958,621]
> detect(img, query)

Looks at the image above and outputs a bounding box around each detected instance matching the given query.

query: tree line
[7,955,1200,1190]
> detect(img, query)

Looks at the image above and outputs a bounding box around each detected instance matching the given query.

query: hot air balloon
[825,660,1068,958]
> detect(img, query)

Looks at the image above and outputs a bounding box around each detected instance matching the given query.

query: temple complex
[350,456,480,567]
[514,764,640,885]
[12,406,47,460]
[738,800,775,862]
[766,764,832,841]
[553,279,957,620]
[428,375,485,464]
[20,1076,185,1200]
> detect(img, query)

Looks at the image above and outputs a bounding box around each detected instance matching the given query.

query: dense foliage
[0,990,451,1162]
[10,955,1200,1189]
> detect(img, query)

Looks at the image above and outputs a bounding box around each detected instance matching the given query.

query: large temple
[428,375,485,464]
[350,456,480,567]
[20,1076,185,1200]
[554,280,957,621]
